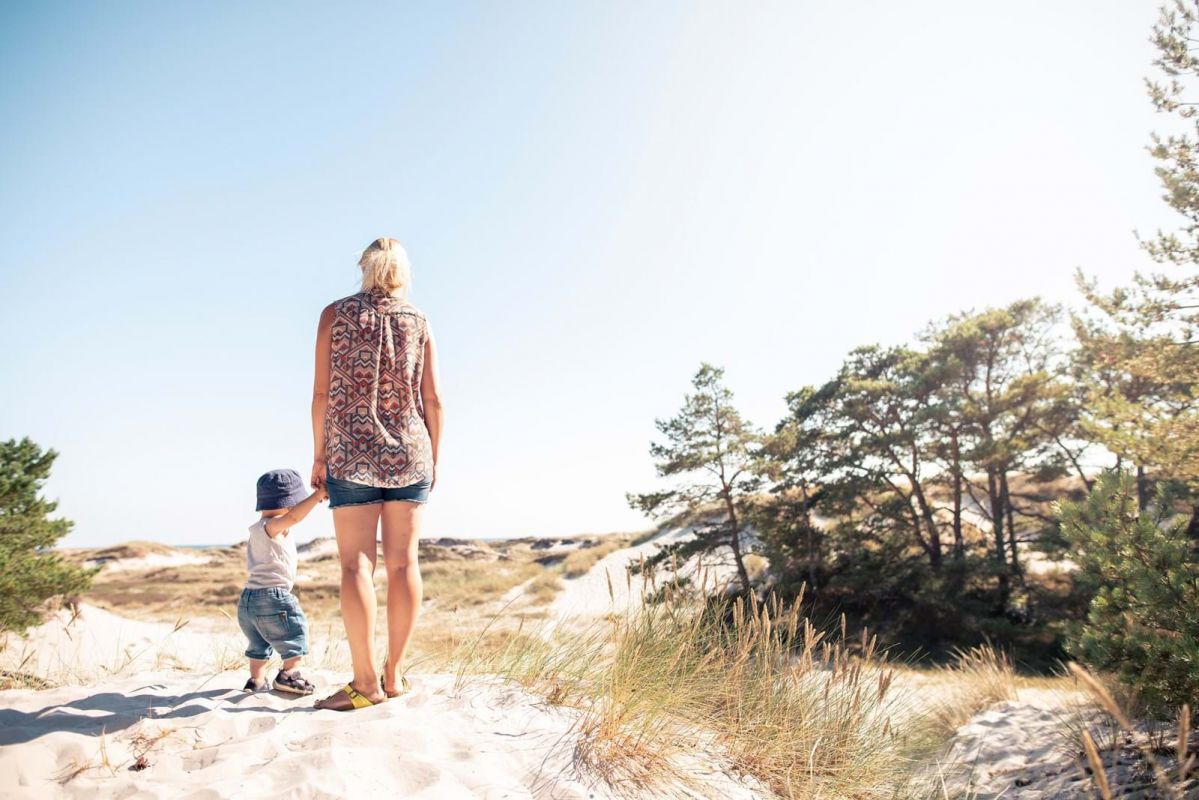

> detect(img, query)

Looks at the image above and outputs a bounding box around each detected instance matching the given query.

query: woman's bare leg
[380,500,423,692]
[333,503,386,701]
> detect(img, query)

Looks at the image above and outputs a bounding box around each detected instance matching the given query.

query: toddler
[238,468,323,694]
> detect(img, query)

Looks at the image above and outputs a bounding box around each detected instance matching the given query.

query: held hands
[310,459,326,491]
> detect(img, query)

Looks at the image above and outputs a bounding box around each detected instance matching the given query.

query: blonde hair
[359,237,411,297]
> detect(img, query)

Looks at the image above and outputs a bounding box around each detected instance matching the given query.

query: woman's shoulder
[397,302,427,321]
[330,292,367,310]
[327,293,427,325]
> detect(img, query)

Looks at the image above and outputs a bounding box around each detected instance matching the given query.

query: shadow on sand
[0,682,319,746]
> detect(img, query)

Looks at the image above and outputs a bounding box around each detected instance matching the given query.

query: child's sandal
[273,669,315,696]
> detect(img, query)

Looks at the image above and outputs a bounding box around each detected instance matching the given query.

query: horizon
[0,1,1175,547]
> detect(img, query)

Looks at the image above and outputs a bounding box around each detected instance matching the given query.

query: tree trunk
[1136,466,1150,512]
[800,489,820,590]
[1185,504,1199,542]
[951,430,964,561]
[987,469,1010,608]
[1000,471,1021,576]
[722,488,752,594]
[910,481,943,571]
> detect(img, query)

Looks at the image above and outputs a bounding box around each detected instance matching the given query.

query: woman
[310,237,444,711]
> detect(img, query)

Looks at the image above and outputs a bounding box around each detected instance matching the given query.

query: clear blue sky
[0,1,1175,547]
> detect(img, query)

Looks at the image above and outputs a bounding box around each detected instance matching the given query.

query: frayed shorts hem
[325,471,433,508]
[329,497,428,509]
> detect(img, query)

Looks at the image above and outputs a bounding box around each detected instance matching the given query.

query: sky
[0,1,1180,547]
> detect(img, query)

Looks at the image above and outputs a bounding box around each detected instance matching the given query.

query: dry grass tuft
[560,537,631,579]
[421,559,543,610]
[919,645,1018,744]
[524,571,564,604]
[1064,662,1197,799]
[449,581,951,799]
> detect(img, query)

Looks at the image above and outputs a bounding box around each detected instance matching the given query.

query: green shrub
[0,438,95,633]
[1061,471,1199,714]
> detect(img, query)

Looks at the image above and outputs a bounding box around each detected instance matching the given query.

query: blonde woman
[311,237,444,711]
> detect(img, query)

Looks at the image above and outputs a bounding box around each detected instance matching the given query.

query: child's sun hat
[256,469,308,511]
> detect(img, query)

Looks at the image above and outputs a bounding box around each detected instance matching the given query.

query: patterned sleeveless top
[325,292,434,488]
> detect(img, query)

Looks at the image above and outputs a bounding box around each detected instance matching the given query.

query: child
[237,468,324,695]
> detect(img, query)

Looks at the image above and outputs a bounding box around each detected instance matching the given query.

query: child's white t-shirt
[245,519,298,590]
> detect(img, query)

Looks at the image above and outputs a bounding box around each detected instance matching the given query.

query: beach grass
[444,573,1011,799]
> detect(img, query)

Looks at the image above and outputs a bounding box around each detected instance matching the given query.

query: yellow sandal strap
[343,684,375,709]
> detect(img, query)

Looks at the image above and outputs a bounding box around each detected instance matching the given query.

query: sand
[0,669,765,800]
[934,689,1111,799]
[0,598,765,800]
[86,551,214,574]
[547,526,741,623]
[0,605,244,684]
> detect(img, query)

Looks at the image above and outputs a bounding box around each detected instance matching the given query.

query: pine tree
[0,438,95,633]
[1061,471,1199,713]
[628,364,761,594]
[1073,1,1199,525]
[926,299,1074,603]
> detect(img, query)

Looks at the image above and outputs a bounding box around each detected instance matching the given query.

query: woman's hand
[310,459,327,490]
[430,464,437,493]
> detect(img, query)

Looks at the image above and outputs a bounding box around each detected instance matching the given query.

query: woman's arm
[420,332,444,490]
[310,304,335,489]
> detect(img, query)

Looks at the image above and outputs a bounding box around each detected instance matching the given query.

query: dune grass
[560,536,632,579]
[420,559,543,609]
[523,571,564,604]
[1057,664,1197,799]
[916,644,1019,746]
[446,574,998,799]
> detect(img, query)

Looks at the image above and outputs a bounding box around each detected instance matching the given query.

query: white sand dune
[547,526,742,623]
[86,552,214,574]
[935,689,1098,799]
[0,605,244,683]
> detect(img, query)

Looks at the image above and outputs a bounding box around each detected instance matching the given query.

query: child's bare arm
[264,487,328,538]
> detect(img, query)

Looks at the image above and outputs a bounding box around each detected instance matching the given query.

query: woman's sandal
[314,683,386,711]
[381,674,410,699]
[380,661,411,698]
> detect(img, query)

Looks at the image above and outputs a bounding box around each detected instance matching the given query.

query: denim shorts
[326,471,432,509]
[237,587,309,660]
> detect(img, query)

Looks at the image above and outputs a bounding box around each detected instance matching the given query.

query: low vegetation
[448,575,1028,799]
[560,535,630,578]
[0,438,95,634]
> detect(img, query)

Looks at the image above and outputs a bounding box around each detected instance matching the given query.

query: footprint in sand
[400,690,430,709]
[393,757,441,793]
[286,731,333,752]
[247,717,277,736]
[181,747,220,771]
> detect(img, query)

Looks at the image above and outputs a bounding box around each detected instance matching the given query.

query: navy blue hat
[256,469,308,511]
